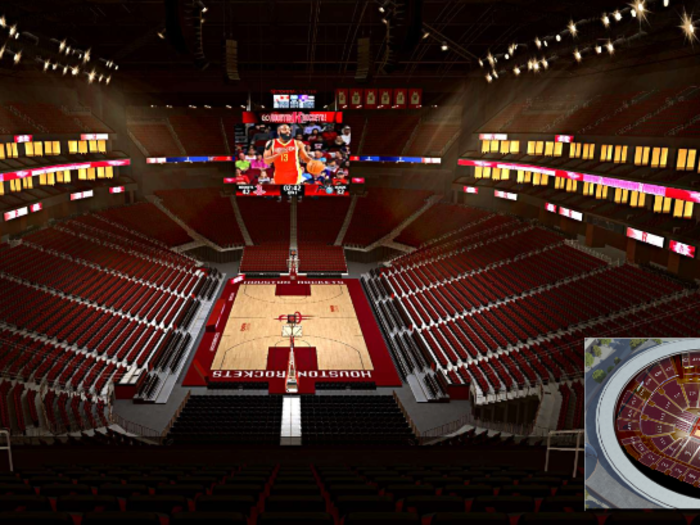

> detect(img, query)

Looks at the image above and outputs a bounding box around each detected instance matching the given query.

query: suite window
[601,145,613,162]
[635,146,650,166]
[650,147,668,169]
[582,143,595,160]
[614,145,628,164]
[677,149,697,171]
[570,143,582,158]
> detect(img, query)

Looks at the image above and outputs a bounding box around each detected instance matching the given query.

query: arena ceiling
[1,0,698,89]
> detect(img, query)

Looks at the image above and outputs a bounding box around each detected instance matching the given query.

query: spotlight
[8,24,17,37]
[189,105,196,108]
[602,14,610,27]
[105,75,111,84]
[381,18,389,25]
[541,57,549,69]
[72,66,79,76]
[83,48,91,63]
[63,66,68,75]
[555,34,561,42]
[614,10,622,21]
[535,37,542,49]
[98,74,104,82]
[87,69,96,83]
[533,61,540,72]
[59,39,66,52]
[568,21,577,36]
[631,8,636,17]
[43,60,50,71]
[198,1,208,13]
[157,29,166,40]
[422,31,430,39]
[379,6,385,13]
[543,40,548,47]
[13,50,21,64]
[664,0,670,6]
[513,66,521,76]
[225,105,232,109]
[441,42,448,51]
[607,40,614,53]
[487,52,494,65]
[574,49,582,62]
[204,104,211,108]
[680,11,697,43]
[0,45,4,58]
[52,62,57,70]
[485,73,493,83]
[492,70,499,79]
[595,45,602,54]
[240,104,246,109]
[0,16,5,28]
[478,58,484,67]
[508,43,516,56]
[504,53,510,60]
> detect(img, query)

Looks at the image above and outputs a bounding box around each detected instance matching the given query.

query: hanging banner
[336,89,348,109]
[349,88,363,109]
[365,89,378,109]
[394,88,407,108]
[379,89,392,109]
[408,88,423,109]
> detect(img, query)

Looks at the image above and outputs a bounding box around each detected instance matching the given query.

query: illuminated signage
[351,177,365,184]
[243,111,342,124]
[30,203,43,212]
[559,206,583,222]
[81,133,109,141]
[463,186,479,194]
[669,240,696,259]
[3,207,28,221]
[545,203,557,213]
[626,227,664,248]
[14,134,32,143]
[479,133,508,141]
[494,190,517,201]
[555,135,574,143]
[350,155,441,164]
[0,160,129,183]
[70,190,94,201]
[109,186,125,194]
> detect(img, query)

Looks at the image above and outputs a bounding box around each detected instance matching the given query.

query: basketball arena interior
[0,0,699,521]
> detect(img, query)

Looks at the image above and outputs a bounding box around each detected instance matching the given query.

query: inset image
[585,338,700,509]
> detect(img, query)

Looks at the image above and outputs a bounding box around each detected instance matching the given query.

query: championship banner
[350,88,363,109]
[336,89,348,109]
[379,89,392,109]
[365,89,378,109]
[408,88,423,109]
[394,88,407,108]
[242,112,343,125]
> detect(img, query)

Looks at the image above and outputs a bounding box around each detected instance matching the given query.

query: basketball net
[287,255,299,281]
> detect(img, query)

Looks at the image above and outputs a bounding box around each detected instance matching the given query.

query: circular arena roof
[597,340,700,507]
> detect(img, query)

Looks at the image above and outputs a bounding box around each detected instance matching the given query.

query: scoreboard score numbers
[235,184,350,197]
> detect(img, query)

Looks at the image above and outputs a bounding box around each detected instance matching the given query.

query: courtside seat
[257,511,334,525]
[0,495,52,512]
[335,495,395,516]
[518,513,598,525]
[39,484,92,497]
[196,495,256,514]
[605,512,687,525]
[170,512,247,525]
[470,496,535,513]
[442,484,493,499]
[538,496,584,512]
[0,512,73,524]
[500,485,553,498]
[81,512,161,525]
[403,495,464,514]
[56,495,120,512]
[429,512,510,525]
[156,484,206,499]
[127,495,188,514]
[265,495,326,512]
[98,483,149,498]
[344,512,421,525]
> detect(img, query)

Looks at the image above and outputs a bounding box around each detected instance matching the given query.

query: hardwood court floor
[211,283,373,371]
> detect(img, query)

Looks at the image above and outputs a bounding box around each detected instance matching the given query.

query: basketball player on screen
[264,124,324,184]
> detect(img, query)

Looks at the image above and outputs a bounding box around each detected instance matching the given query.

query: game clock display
[235,184,349,197]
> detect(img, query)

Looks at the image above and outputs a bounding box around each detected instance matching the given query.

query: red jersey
[271,139,302,184]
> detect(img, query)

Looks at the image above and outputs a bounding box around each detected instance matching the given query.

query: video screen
[233,121,351,190]
[273,94,315,109]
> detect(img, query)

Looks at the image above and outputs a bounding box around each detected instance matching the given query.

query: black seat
[0,512,73,524]
[270,484,319,496]
[156,484,206,499]
[256,511,334,525]
[344,512,421,525]
[99,483,149,498]
[471,496,535,513]
[403,495,464,514]
[0,484,34,495]
[430,512,510,525]
[327,484,377,498]
[442,485,492,499]
[214,484,264,499]
[335,496,395,517]
[500,485,552,498]
[605,512,687,525]
[56,495,120,512]
[40,484,92,497]
[538,496,585,512]
[386,484,434,499]
[518,513,599,525]
[0,495,51,512]
[170,512,246,524]
[265,495,326,512]
[196,495,256,514]
[127,495,188,514]
[82,512,161,525]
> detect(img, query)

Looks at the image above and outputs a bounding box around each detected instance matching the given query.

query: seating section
[298,244,347,274]
[156,188,245,248]
[7,102,84,134]
[169,116,228,155]
[344,189,433,247]
[167,396,283,444]
[395,204,493,248]
[300,395,415,445]
[0,462,587,524]
[297,199,350,245]
[361,113,421,155]
[405,123,460,156]
[129,123,181,156]
[94,204,193,248]
[237,199,291,245]
[0,105,33,134]
[240,244,290,273]
[556,382,583,431]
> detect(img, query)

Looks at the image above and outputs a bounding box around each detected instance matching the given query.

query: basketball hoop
[287,251,299,281]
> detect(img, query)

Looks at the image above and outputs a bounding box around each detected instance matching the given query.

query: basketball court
[182,277,401,393]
